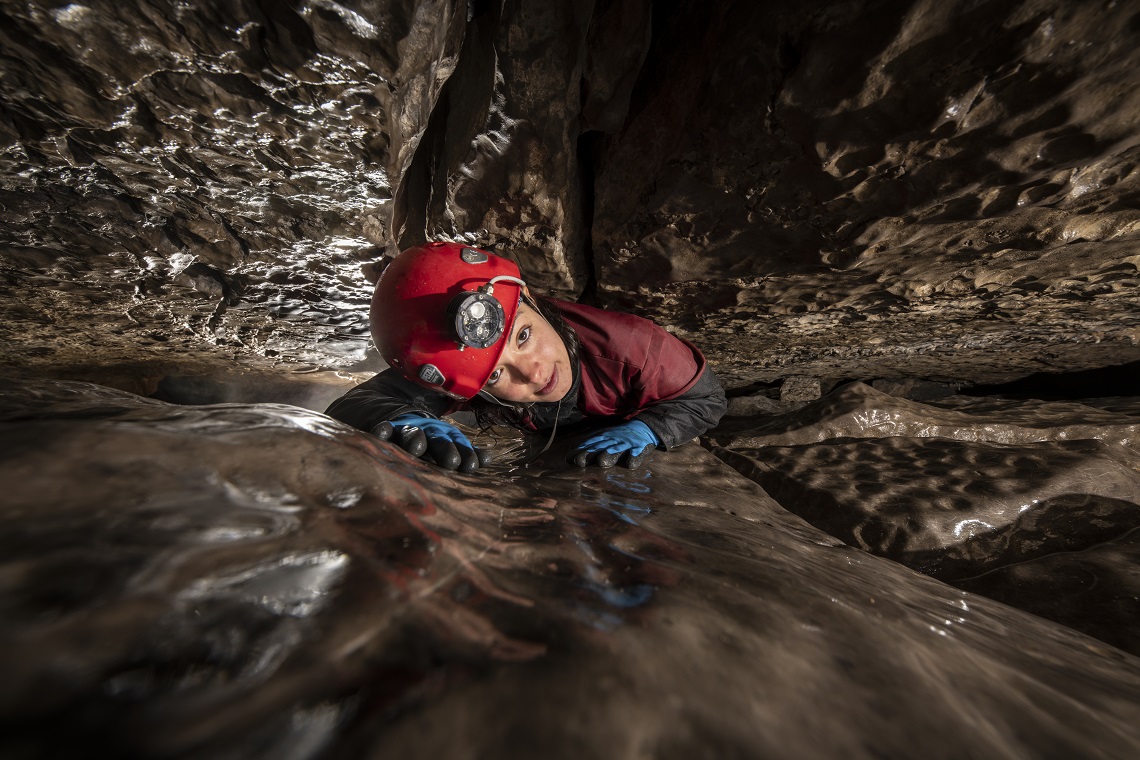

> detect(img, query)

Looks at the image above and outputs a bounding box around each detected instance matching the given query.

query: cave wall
[4,5,1140,753]
[0,0,1138,400]
[589,0,1140,386]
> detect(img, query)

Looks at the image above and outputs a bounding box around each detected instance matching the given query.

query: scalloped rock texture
[5,3,1140,756]
[4,377,1140,757]
[0,0,1137,396]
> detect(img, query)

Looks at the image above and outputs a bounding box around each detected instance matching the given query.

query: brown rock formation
[3,4,1140,754]
[0,0,1137,395]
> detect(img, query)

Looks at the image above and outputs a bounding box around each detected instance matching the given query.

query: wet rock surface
[1,0,1138,392]
[0,0,389,389]
[708,382,1140,654]
[4,377,1140,758]
[3,1,1140,755]
[591,0,1140,387]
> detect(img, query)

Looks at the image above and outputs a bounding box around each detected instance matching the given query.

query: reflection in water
[2,377,1140,758]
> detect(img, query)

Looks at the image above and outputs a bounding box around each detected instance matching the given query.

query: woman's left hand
[570,419,660,469]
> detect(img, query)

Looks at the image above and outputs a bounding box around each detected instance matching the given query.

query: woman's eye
[486,368,502,386]
[517,327,531,345]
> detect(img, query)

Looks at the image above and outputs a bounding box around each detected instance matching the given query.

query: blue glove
[373,413,491,473]
[570,419,661,469]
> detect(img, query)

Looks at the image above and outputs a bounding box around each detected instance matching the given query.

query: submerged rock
[2,377,1140,758]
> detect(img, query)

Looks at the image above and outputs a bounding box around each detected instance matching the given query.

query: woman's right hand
[373,414,491,473]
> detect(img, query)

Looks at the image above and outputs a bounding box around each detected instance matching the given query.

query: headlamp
[447,289,507,349]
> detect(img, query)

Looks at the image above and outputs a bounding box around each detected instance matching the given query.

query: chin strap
[531,396,562,461]
[476,389,510,405]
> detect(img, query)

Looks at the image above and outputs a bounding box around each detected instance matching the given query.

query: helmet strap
[530,396,562,462]
[476,389,517,406]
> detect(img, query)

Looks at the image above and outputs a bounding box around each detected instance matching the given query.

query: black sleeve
[634,365,727,449]
[324,368,456,435]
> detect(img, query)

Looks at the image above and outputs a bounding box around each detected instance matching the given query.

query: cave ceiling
[1,0,1138,403]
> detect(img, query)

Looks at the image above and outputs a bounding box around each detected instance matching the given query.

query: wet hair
[469,292,579,429]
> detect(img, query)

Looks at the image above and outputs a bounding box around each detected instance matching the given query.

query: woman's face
[482,299,573,403]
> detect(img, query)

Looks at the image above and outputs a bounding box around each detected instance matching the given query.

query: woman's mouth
[537,367,558,397]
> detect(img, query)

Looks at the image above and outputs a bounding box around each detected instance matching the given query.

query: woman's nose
[503,357,542,384]
[524,360,544,384]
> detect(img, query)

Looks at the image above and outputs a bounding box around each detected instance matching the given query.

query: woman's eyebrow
[508,307,532,345]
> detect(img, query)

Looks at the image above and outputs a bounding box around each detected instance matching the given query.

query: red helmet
[370,241,525,400]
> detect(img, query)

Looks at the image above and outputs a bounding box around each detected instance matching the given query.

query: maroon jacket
[554,301,705,419]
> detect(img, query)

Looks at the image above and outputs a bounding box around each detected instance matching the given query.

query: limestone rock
[2,0,1139,392]
[4,377,1140,756]
[780,375,822,402]
[707,381,1140,652]
[872,378,958,401]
